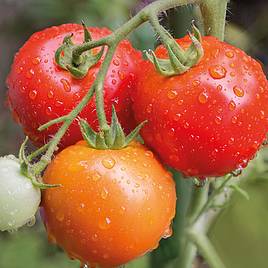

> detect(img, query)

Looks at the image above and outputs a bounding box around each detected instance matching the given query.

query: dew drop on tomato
[228,100,236,111]
[225,51,234,58]
[198,91,208,104]
[101,187,108,200]
[113,59,120,66]
[215,116,222,125]
[167,89,178,100]
[60,78,71,92]
[26,69,35,79]
[46,90,54,99]
[233,86,245,97]
[209,65,227,79]
[32,57,41,65]
[98,217,111,230]
[29,90,37,100]
[101,157,115,169]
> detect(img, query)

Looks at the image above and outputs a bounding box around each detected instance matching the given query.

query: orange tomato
[41,141,176,267]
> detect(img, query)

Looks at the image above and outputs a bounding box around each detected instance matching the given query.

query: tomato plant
[41,141,176,267]
[6,23,141,148]
[133,35,268,177]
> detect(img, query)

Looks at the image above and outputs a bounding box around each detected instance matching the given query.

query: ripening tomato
[133,36,268,178]
[7,24,141,148]
[0,155,41,231]
[41,141,176,267]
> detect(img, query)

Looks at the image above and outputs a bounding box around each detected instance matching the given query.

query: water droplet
[198,91,208,104]
[167,89,178,100]
[217,85,223,91]
[230,72,236,77]
[118,70,125,80]
[26,69,35,79]
[91,233,98,242]
[215,116,222,125]
[209,65,227,79]
[233,86,244,97]
[99,217,111,230]
[92,171,101,181]
[225,51,234,58]
[145,150,153,157]
[29,90,37,100]
[178,99,184,105]
[231,168,243,177]
[56,211,65,222]
[228,100,236,111]
[60,78,71,92]
[32,57,41,65]
[46,106,52,115]
[113,59,120,66]
[231,116,238,124]
[102,157,115,169]
[47,90,54,99]
[192,80,200,86]
[146,104,153,114]
[101,188,108,199]
[162,226,173,239]
[260,110,265,119]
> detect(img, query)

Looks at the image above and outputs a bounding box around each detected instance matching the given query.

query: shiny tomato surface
[42,141,176,267]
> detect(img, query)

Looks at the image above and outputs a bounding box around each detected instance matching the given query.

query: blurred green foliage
[1,0,268,268]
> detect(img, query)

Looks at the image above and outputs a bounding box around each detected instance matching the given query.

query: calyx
[146,22,204,77]
[55,22,104,79]
[80,106,147,150]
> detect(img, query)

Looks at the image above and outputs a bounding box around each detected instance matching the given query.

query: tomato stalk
[200,0,229,41]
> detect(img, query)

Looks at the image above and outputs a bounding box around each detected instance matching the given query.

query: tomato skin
[133,36,268,177]
[41,141,176,267]
[7,24,141,148]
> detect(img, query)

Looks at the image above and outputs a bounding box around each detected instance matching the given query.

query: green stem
[192,175,232,224]
[199,0,228,41]
[176,182,210,268]
[94,45,117,132]
[188,231,226,268]
[31,87,95,175]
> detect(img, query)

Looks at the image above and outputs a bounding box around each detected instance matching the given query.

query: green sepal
[146,23,204,77]
[79,108,147,150]
[31,178,61,189]
[79,119,97,148]
[81,20,92,42]
[125,120,147,145]
[55,24,104,79]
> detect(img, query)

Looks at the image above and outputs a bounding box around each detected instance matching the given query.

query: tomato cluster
[5,22,268,267]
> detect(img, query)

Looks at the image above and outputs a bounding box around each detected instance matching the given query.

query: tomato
[0,155,41,231]
[7,24,141,148]
[41,141,176,267]
[133,36,268,178]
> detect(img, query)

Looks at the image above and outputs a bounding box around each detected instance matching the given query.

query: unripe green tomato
[0,155,41,231]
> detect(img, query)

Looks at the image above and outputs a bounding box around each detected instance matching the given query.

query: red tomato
[133,36,268,178]
[7,24,141,148]
[41,141,176,267]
